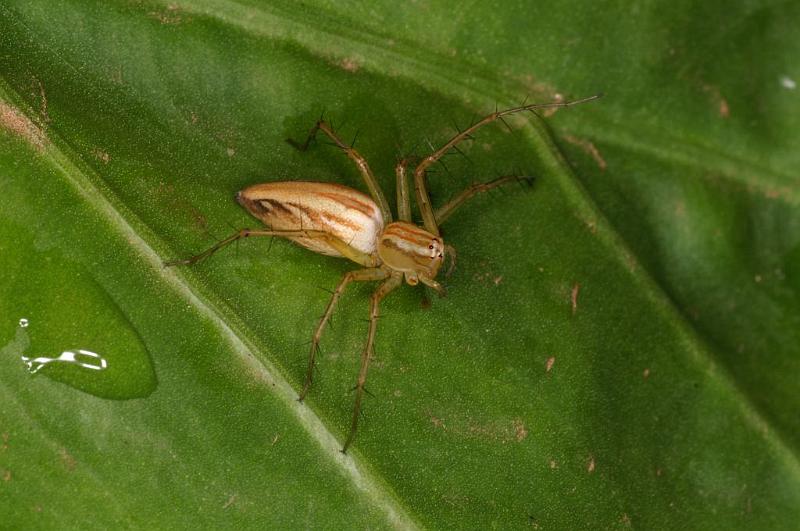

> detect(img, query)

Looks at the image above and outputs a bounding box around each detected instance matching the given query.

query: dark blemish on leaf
[339,57,361,72]
[0,101,48,150]
[702,84,729,118]
[643,368,650,379]
[429,414,445,429]
[719,98,730,118]
[571,283,580,314]
[587,455,596,473]
[563,134,607,171]
[764,186,791,200]
[428,410,531,443]
[513,419,528,441]
[222,494,237,509]
[549,459,558,469]
[545,356,555,373]
[59,448,76,471]
[147,4,188,25]
[93,148,111,164]
[623,251,638,273]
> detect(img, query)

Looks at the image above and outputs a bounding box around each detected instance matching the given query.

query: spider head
[378,222,444,286]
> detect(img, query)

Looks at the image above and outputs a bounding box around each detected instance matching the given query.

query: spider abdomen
[237,181,383,256]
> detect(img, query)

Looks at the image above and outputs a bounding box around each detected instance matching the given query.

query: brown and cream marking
[237,181,383,256]
[378,222,444,283]
[167,94,600,452]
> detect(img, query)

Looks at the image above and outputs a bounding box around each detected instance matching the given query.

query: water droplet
[2,237,156,399]
[21,349,108,375]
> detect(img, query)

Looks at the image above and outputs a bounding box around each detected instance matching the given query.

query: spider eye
[428,244,434,250]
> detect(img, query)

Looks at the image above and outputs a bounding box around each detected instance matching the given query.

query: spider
[167,94,600,451]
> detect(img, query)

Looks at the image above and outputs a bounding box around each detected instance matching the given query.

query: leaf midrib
[0,79,421,531]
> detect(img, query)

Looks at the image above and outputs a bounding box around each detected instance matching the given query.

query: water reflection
[22,348,108,374]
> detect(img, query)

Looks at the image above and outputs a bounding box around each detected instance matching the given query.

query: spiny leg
[413,94,602,235]
[434,174,535,225]
[443,244,457,277]
[394,157,417,222]
[342,274,402,453]
[164,228,377,268]
[433,173,536,278]
[300,267,388,401]
[287,120,393,225]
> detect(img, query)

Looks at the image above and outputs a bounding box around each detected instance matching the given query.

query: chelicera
[167,95,600,451]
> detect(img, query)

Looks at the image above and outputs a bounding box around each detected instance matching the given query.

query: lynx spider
[167,94,600,452]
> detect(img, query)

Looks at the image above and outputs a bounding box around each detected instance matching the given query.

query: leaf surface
[1,1,799,528]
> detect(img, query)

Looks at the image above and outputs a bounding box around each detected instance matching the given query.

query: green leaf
[2,1,798,528]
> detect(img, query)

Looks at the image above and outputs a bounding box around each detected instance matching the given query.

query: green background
[1,1,798,528]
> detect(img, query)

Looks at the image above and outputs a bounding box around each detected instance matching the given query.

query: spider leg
[412,94,602,235]
[299,267,389,401]
[394,156,419,222]
[164,228,377,268]
[288,120,393,225]
[434,174,536,226]
[342,273,402,453]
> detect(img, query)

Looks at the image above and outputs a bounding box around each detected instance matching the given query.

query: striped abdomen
[236,181,383,257]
